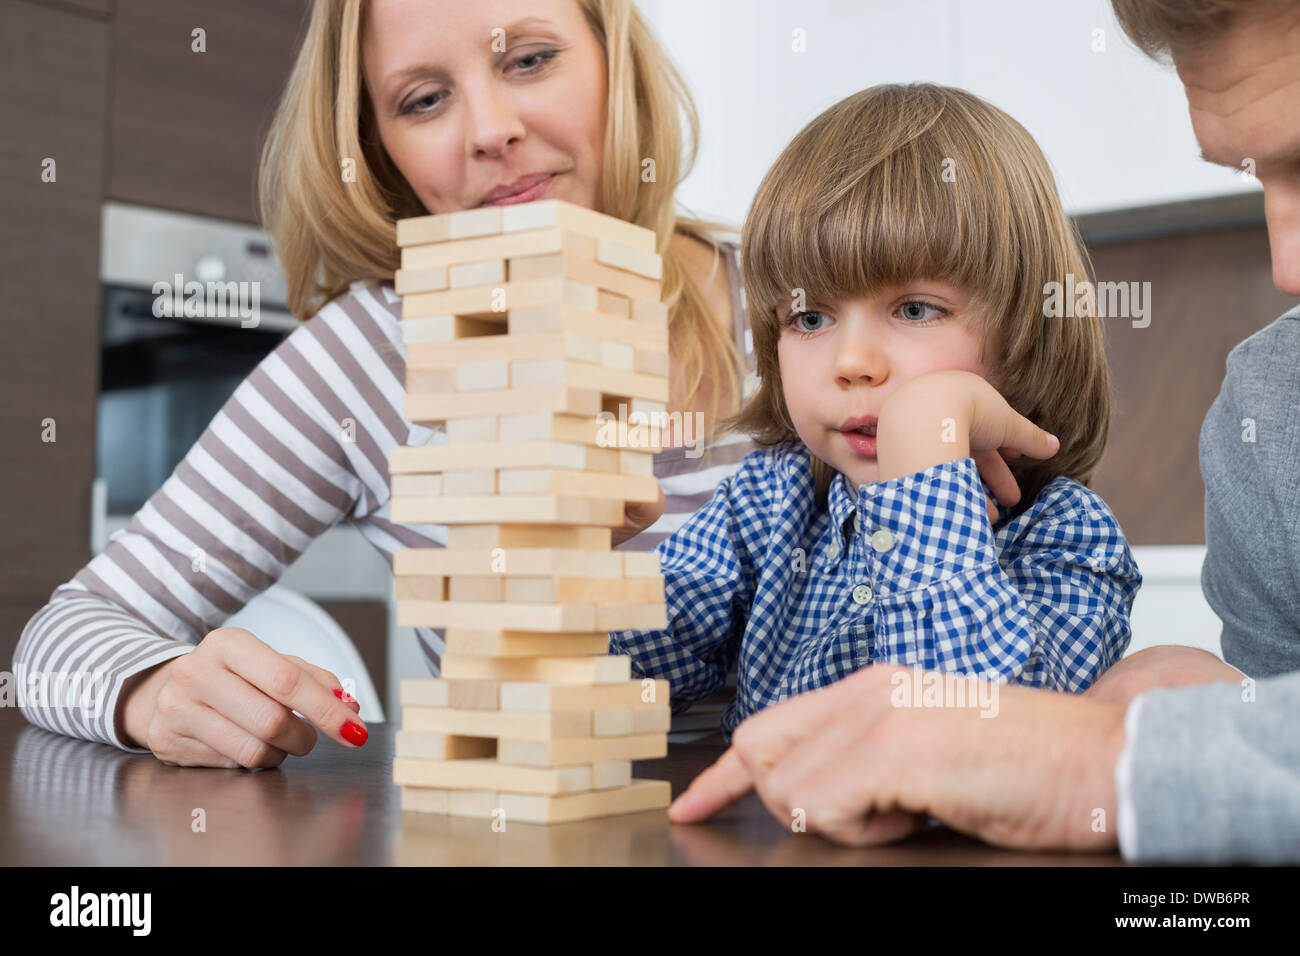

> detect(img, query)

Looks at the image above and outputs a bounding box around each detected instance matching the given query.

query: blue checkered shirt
[609,442,1142,741]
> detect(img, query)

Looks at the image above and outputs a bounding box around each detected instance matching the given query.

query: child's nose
[834,330,888,384]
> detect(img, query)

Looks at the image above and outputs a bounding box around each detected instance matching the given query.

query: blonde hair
[1111,0,1300,62]
[258,0,743,430]
[722,83,1110,509]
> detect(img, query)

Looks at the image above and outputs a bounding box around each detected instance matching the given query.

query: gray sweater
[1122,304,1300,862]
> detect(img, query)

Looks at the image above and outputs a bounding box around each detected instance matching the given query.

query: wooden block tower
[388,198,674,824]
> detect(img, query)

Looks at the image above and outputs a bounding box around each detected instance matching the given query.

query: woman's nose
[465,81,525,158]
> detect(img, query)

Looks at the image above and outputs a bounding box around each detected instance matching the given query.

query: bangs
[742,85,1022,328]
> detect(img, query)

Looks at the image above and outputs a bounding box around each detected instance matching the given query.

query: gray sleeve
[1122,672,1300,863]
[1197,309,1300,677]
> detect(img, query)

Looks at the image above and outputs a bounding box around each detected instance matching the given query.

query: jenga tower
[388,199,674,824]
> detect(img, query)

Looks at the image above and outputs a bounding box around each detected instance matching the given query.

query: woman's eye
[401,92,442,116]
[513,49,559,73]
[899,301,947,323]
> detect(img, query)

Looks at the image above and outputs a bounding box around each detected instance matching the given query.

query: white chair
[220,586,386,723]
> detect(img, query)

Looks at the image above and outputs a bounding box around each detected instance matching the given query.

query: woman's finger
[173,699,290,769]
[281,655,360,711]
[202,668,318,756]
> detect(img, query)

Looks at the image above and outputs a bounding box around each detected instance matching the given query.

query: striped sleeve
[13,281,432,753]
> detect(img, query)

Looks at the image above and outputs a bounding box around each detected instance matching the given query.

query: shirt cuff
[856,457,996,595]
[1114,692,1146,861]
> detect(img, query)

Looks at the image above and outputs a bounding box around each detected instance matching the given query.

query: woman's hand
[612,481,666,547]
[119,627,367,769]
[876,370,1059,523]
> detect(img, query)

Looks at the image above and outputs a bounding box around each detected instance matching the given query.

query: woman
[14,0,757,769]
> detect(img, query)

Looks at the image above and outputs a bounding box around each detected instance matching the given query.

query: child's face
[776,280,991,488]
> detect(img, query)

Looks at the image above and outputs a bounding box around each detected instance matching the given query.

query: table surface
[0,707,1126,865]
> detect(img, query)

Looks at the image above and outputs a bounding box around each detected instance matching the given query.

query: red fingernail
[333,688,359,709]
[341,721,368,746]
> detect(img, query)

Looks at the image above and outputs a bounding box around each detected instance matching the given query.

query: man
[667,0,1300,863]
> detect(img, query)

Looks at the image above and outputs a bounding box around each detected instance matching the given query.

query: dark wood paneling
[317,601,389,717]
[108,0,311,223]
[0,2,109,597]
[1089,226,1297,544]
[0,598,49,675]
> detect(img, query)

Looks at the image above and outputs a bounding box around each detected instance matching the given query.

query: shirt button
[827,538,840,560]
[852,512,862,535]
[870,529,895,553]
[852,584,874,605]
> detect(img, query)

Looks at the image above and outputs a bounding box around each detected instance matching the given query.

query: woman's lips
[482,173,557,206]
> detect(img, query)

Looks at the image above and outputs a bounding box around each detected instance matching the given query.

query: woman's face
[362,0,607,214]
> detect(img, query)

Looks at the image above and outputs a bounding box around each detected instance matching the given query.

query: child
[609,83,1142,739]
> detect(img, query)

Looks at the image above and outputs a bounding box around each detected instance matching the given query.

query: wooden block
[507,250,661,301]
[496,779,672,824]
[397,599,599,631]
[444,629,611,658]
[441,469,497,496]
[406,368,458,394]
[405,385,603,424]
[497,411,662,453]
[444,416,497,442]
[394,266,448,295]
[397,205,503,246]
[632,298,669,325]
[454,361,510,391]
[499,199,656,252]
[622,552,662,577]
[390,440,597,474]
[390,473,444,496]
[401,677,500,710]
[448,259,506,288]
[394,546,622,577]
[402,278,598,320]
[439,654,632,683]
[618,449,656,476]
[597,290,630,317]
[596,237,663,279]
[449,789,500,818]
[502,575,664,605]
[508,304,668,352]
[631,707,672,734]
[401,705,592,739]
[390,494,622,527]
[593,710,633,736]
[495,468,661,504]
[444,524,611,550]
[394,575,446,600]
[400,227,594,270]
[400,786,452,814]
[498,734,668,767]
[407,332,640,371]
[635,348,670,378]
[594,602,669,630]
[394,730,497,760]
[447,574,505,602]
[592,762,633,790]
[401,315,503,342]
[510,359,669,403]
[500,679,670,712]
[393,756,593,795]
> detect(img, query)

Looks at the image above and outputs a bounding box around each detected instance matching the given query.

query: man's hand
[668,665,1129,853]
[876,370,1059,524]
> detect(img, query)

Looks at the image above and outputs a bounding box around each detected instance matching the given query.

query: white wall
[640,0,1261,224]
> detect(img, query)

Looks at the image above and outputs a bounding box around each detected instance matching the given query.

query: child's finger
[1004,413,1059,461]
[972,448,1021,507]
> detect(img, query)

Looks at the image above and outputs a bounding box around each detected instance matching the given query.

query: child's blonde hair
[723,82,1110,509]
[258,0,744,430]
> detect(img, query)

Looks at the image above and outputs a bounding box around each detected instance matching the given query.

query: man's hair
[1112,0,1300,62]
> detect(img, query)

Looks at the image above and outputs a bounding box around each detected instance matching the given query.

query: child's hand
[876,370,1059,521]
[612,481,665,547]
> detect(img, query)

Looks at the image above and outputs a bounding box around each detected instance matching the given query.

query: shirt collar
[825,470,861,556]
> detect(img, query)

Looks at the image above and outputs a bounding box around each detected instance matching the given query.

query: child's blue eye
[784,310,831,334]
[898,301,949,323]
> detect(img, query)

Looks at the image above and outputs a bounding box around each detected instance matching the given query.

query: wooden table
[0,706,1125,865]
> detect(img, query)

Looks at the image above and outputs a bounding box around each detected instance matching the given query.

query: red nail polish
[341,721,368,746]
[333,688,359,707]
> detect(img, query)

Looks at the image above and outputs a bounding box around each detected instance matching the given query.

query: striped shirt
[609,444,1143,741]
[14,237,758,754]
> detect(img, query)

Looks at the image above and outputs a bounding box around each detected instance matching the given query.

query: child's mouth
[840,428,877,458]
